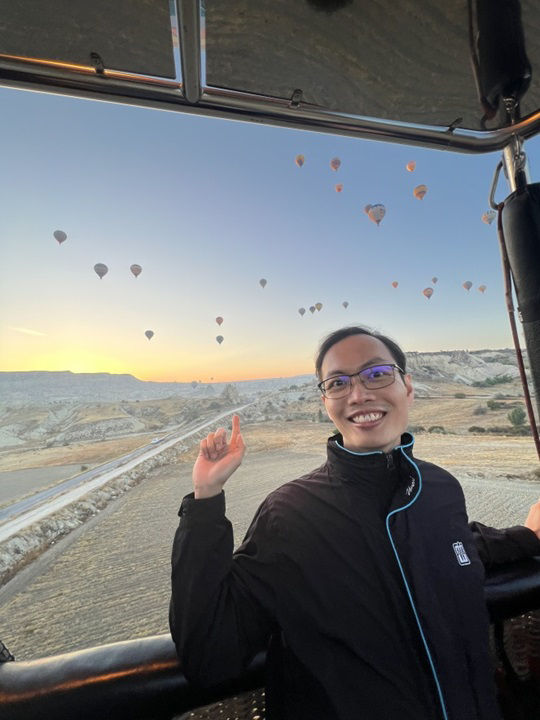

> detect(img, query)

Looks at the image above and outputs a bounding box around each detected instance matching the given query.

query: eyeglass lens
[322,365,396,397]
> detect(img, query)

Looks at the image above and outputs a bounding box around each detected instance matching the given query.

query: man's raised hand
[193,414,246,499]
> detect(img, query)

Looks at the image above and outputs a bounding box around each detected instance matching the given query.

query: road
[0,405,251,543]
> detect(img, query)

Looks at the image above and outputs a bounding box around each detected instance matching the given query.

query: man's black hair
[315,326,407,379]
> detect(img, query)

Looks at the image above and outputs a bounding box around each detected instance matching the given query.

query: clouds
[8,326,47,337]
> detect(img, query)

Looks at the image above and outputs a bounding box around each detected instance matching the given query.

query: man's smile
[348,410,386,425]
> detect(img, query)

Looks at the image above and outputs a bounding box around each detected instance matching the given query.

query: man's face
[320,334,414,453]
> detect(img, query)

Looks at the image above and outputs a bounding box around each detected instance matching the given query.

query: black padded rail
[0,560,538,720]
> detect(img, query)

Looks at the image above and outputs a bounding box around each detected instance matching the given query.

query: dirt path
[0,423,537,661]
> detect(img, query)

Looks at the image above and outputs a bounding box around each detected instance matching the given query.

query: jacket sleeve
[169,491,278,687]
[469,521,540,569]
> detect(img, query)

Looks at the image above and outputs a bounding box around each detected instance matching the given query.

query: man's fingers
[199,438,209,460]
[230,414,240,443]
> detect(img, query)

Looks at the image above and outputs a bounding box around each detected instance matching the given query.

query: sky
[1,84,538,383]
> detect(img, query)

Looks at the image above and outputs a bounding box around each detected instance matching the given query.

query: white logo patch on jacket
[452,541,471,566]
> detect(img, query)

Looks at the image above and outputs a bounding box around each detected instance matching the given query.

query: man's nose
[348,375,375,400]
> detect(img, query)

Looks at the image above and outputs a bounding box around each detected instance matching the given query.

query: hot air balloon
[94,263,108,279]
[259,278,267,289]
[365,204,386,226]
[216,335,224,345]
[462,281,473,291]
[481,210,497,225]
[335,183,343,193]
[315,302,323,311]
[53,230,67,244]
[130,264,142,278]
[144,330,154,340]
[216,316,223,326]
[342,301,349,309]
[298,307,306,316]
[309,306,316,314]
[406,161,416,172]
[478,285,487,293]
[432,276,438,284]
[423,287,434,299]
[414,184,428,200]
[330,157,341,171]
[295,154,305,167]
[392,281,399,289]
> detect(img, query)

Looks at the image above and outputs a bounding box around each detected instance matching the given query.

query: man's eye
[365,366,391,380]
[327,377,346,389]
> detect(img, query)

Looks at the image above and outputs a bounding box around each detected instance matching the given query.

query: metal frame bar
[1,56,540,154]
[177,0,201,103]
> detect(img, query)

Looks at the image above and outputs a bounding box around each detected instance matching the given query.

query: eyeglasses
[318,364,404,399]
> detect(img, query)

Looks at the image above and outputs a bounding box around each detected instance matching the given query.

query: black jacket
[170,433,540,719]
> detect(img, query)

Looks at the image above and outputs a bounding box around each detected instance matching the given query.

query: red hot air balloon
[295,154,305,167]
[482,210,497,225]
[216,316,224,326]
[414,184,428,200]
[330,157,341,171]
[406,161,416,172]
[130,264,142,278]
[365,204,386,225]
[392,281,399,289]
[335,183,343,193]
[53,230,67,244]
[94,263,108,279]
[423,287,434,299]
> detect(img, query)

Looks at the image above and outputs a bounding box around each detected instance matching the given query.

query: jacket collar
[326,432,415,482]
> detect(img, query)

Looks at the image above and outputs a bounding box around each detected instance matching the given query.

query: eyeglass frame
[317,363,405,398]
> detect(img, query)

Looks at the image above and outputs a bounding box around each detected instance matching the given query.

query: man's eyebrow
[324,357,391,377]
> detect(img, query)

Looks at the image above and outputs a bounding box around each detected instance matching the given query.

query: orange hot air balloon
[144,330,154,340]
[130,264,142,278]
[432,276,438,284]
[481,210,497,225]
[423,287,434,299]
[414,184,428,200]
[391,281,399,289]
[53,230,67,244]
[315,302,323,311]
[365,203,386,225]
[259,278,267,289]
[342,301,349,309]
[309,305,316,314]
[216,335,224,345]
[215,316,223,326]
[335,183,343,193]
[406,161,416,172]
[295,154,305,167]
[462,281,473,291]
[330,157,341,171]
[478,285,487,293]
[298,307,306,316]
[94,263,108,279]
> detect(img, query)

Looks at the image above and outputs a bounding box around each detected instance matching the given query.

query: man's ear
[404,374,414,406]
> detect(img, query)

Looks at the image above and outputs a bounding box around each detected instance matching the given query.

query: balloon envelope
[130,264,142,278]
[462,281,473,291]
[481,210,497,225]
[431,276,438,284]
[315,302,323,311]
[422,287,434,299]
[298,307,306,316]
[366,204,386,225]
[216,316,223,326]
[94,263,108,279]
[330,157,341,171]
[216,335,224,344]
[53,230,67,244]
[259,278,267,288]
[309,306,316,314]
[342,301,349,308]
[295,154,305,167]
[478,284,487,293]
[144,330,154,340]
[414,184,428,200]
[392,281,399,288]
[335,183,343,193]
[406,161,416,172]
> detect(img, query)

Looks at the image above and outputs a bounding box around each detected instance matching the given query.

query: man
[170,326,540,719]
